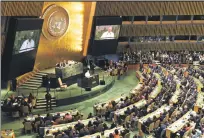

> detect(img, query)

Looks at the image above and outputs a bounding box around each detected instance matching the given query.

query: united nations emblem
[42,4,69,40]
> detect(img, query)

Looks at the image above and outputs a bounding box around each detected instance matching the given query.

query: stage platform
[1,68,116,107]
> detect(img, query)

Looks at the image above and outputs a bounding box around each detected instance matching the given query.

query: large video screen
[1,17,43,81]
[94,25,120,40]
[13,30,41,54]
[88,16,122,56]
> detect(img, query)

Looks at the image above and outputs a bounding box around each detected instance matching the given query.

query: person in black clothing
[90,61,95,74]
[74,121,85,131]
[93,117,100,127]
[109,133,114,138]
[87,121,93,127]
[121,129,129,137]
[46,77,51,92]
[53,113,61,121]
[44,113,53,121]
[110,122,116,129]
[87,112,93,119]
[35,114,42,122]
[45,91,52,111]
[53,130,61,137]
[103,123,109,131]
[140,60,143,71]
[28,93,34,104]
[12,78,17,91]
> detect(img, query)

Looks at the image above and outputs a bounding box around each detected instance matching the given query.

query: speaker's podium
[78,74,99,90]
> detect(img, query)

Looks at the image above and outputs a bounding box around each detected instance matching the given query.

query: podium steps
[18,72,48,90]
[35,97,57,109]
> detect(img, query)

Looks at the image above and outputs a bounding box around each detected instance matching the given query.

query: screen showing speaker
[13,30,41,54]
[88,16,122,56]
[94,25,120,40]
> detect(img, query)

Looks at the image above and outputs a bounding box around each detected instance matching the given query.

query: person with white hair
[19,31,35,53]
[100,26,114,39]
[85,70,91,78]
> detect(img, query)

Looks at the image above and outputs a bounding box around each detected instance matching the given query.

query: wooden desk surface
[1,130,15,138]
[166,110,196,138]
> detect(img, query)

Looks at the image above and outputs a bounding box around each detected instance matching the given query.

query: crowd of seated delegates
[2,93,35,116]
[146,65,201,137]
[153,108,204,138]
[94,66,152,118]
[169,64,198,108]
[44,117,129,138]
[108,129,129,138]
[186,65,204,83]
[104,60,128,77]
[124,78,177,133]
[102,68,160,122]
[23,111,82,134]
[125,65,194,135]
[110,66,166,126]
[198,66,204,76]
[121,50,204,64]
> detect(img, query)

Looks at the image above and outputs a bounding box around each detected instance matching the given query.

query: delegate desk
[43,117,96,134]
[138,105,171,131]
[148,84,162,100]
[80,126,124,138]
[194,92,204,112]
[103,126,124,137]
[193,77,203,92]
[81,133,101,138]
[148,73,162,100]
[93,96,126,115]
[130,83,143,96]
[78,74,99,88]
[55,62,83,79]
[166,110,196,138]
[114,99,147,121]
[1,130,15,138]
[136,71,145,83]
[169,84,181,104]
[25,109,79,122]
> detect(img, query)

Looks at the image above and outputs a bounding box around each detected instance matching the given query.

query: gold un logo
[42,4,69,40]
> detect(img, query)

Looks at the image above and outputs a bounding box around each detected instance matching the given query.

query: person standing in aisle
[45,91,52,111]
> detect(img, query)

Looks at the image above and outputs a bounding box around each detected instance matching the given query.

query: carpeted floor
[1,70,139,137]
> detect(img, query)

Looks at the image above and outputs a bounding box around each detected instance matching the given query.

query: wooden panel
[120,24,204,36]
[147,21,161,25]
[1,2,44,16]
[122,21,132,25]
[83,2,96,56]
[25,2,44,16]
[1,2,8,16]
[95,2,204,16]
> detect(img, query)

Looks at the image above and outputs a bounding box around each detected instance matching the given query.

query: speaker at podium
[42,74,59,88]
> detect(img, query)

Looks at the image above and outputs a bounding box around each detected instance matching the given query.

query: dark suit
[45,93,52,111]
[35,116,42,123]
[44,116,53,122]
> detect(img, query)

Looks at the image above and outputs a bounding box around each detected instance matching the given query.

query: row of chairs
[147,113,169,134]
[12,105,30,118]
[45,133,130,138]
[44,123,131,138]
